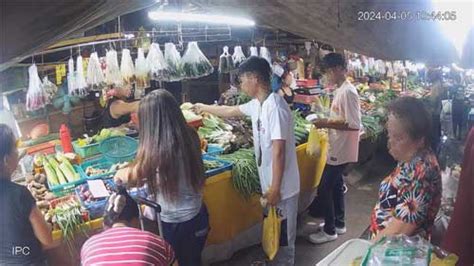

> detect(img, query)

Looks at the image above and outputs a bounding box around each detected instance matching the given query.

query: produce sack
[42,76,57,104]
[181,41,214,79]
[218,46,233,74]
[75,55,88,96]
[26,64,47,111]
[250,46,258,57]
[164,42,183,82]
[260,46,272,66]
[135,48,150,90]
[232,45,246,67]
[105,49,122,86]
[306,126,321,157]
[262,206,281,261]
[362,235,432,266]
[146,43,168,81]
[120,49,135,85]
[67,57,77,95]
[86,52,105,89]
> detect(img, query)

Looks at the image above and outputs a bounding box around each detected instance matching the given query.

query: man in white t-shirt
[308,53,361,244]
[195,56,300,265]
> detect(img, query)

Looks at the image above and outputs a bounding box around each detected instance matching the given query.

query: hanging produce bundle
[67,57,77,95]
[260,47,272,66]
[53,82,81,114]
[42,76,58,104]
[74,55,88,96]
[26,64,47,111]
[86,52,105,89]
[250,46,258,57]
[181,42,214,79]
[218,46,233,74]
[120,49,135,85]
[105,49,122,86]
[147,43,168,81]
[164,42,183,82]
[135,48,150,89]
[232,46,246,67]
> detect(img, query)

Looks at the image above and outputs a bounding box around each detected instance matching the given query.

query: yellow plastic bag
[262,207,282,260]
[306,126,321,157]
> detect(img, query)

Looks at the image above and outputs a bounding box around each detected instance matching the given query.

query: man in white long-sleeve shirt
[308,53,361,244]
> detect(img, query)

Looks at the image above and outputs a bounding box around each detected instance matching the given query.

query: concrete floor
[213,145,396,266]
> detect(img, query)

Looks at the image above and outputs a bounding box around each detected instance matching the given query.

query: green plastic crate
[72,140,101,158]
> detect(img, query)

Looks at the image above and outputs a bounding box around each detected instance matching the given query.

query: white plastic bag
[164,42,183,81]
[135,48,150,89]
[120,49,135,85]
[232,46,246,67]
[26,64,46,111]
[42,76,57,104]
[260,47,272,66]
[181,41,214,79]
[250,46,258,57]
[67,57,77,95]
[218,46,233,74]
[86,52,105,89]
[105,49,122,86]
[74,55,88,96]
[146,43,168,81]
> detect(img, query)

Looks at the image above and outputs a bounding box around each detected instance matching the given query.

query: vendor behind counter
[102,86,140,128]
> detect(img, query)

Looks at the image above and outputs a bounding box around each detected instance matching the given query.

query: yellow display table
[47,140,328,265]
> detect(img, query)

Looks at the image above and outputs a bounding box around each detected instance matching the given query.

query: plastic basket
[99,136,138,164]
[72,140,101,158]
[47,165,87,197]
[203,155,233,177]
[78,156,116,180]
[206,144,224,156]
[75,179,116,219]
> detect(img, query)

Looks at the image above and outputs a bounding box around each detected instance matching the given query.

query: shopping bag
[306,126,321,157]
[262,206,281,260]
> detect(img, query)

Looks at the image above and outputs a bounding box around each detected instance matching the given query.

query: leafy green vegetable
[218,149,260,198]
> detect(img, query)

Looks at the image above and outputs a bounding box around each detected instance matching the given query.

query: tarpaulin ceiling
[188,0,461,65]
[0,0,156,72]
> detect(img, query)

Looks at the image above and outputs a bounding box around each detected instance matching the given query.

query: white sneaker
[319,223,347,235]
[309,230,338,244]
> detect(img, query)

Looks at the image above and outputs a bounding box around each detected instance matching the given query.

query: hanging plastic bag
[135,48,150,90]
[181,41,214,79]
[232,46,246,67]
[42,76,57,104]
[164,42,183,82]
[147,43,168,81]
[219,46,233,74]
[250,46,258,57]
[67,57,77,95]
[120,49,135,85]
[306,126,321,157]
[74,55,88,96]
[262,206,281,261]
[26,64,47,111]
[105,49,122,86]
[260,47,272,66]
[86,52,105,89]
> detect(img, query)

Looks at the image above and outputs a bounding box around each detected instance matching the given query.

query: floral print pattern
[370,149,441,238]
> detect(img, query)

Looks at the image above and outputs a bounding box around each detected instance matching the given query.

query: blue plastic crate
[78,156,116,180]
[203,155,233,177]
[47,165,87,197]
[75,179,116,219]
[206,144,224,156]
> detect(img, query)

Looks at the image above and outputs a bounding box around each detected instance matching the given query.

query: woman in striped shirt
[80,187,175,266]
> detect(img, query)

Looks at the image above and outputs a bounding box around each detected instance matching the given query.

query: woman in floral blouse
[370,97,441,241]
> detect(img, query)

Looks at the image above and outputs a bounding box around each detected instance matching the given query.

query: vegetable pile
[293,110,311,146]
[218,149,260,198]
[198,114,235,152]
[25,173,56,223]
[361,115,384,142]
[203,159,225,172]
[38,153,81,187]
[76,128,126,147]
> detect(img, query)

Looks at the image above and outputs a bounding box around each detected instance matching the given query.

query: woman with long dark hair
[116,90,208,266]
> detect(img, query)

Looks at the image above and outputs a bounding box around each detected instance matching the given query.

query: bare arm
[313,119,360,131]
[110,100,140,119]
[29,207,53,247]
[372,218,418,242]
[194,103,244,118]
